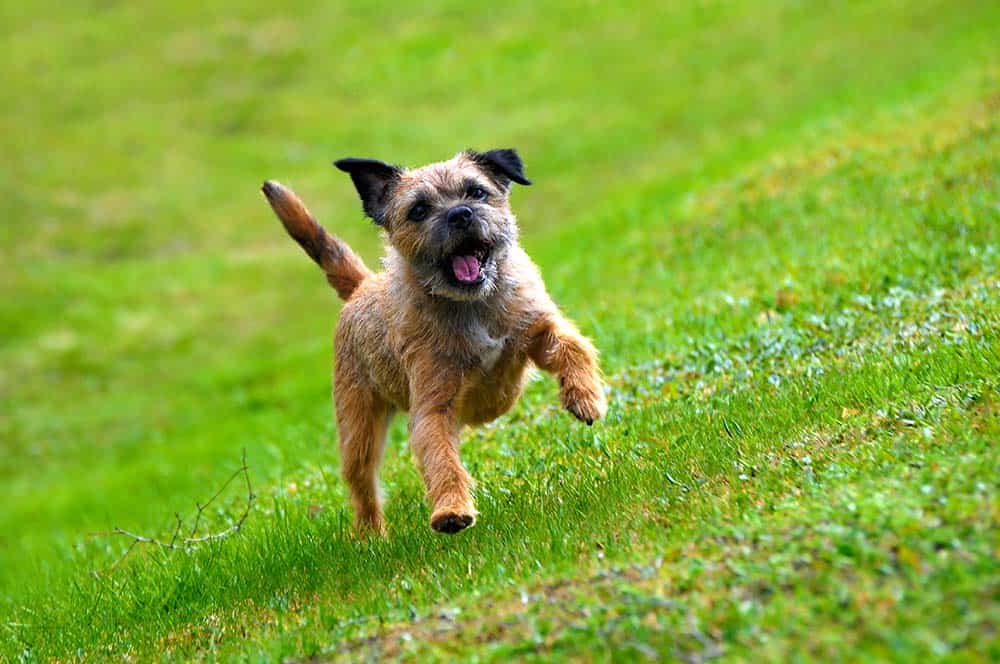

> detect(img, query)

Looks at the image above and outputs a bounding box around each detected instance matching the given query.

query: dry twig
[89,449,255,575]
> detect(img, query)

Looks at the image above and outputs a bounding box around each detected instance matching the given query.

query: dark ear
[467,148,532,187]
[333,157,403,223]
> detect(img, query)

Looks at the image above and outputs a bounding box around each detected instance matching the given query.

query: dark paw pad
[431,513,475,534]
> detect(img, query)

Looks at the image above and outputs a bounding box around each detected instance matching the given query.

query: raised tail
[261,180,373,300]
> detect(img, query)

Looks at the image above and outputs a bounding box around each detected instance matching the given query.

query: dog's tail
[261,180,373,300]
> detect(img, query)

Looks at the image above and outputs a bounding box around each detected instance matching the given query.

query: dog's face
[335,149,531,302]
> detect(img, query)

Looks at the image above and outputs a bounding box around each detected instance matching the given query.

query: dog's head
[335,149,531,302]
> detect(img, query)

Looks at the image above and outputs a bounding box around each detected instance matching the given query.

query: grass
[338,378,1000,662]
[1,1,998,660]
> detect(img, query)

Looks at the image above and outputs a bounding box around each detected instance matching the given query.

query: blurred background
[1,0,996,605]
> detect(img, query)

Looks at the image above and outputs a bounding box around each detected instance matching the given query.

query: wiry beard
[395,241,508,303]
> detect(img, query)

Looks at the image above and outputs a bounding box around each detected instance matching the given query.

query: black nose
[446,205,474,229]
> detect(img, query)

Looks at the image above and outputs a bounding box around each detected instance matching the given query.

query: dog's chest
[461,318,508,371]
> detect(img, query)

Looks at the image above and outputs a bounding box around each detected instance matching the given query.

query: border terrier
[261,149,606,534]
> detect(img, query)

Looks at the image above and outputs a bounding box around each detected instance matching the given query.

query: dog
[262,149,606,535]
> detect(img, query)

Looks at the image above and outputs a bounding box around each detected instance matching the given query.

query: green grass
[360,382,1000,662]
[2,1,998,660]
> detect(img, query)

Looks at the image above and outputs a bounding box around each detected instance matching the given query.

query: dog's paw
[353,510,387,538]
[430,510,476,534]
[561,381,608,425]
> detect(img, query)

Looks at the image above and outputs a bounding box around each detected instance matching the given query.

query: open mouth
[445,239,492,286]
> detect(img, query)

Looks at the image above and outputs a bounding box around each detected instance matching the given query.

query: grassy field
[2,1,998,660]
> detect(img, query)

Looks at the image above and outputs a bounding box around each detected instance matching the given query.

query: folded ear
[333,158,403,224]
[467,148,532,187]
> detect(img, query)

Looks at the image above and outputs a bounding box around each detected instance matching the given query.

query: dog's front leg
[528,313,607,425]
[408,393,476,534]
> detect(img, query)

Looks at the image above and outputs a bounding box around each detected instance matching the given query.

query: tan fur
[262,151,606,535]
[262,181,372,299]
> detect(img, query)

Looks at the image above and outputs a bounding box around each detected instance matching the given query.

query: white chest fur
[464,318,506,371]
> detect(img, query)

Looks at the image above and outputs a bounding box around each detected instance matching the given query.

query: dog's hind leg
[334,371,392,536]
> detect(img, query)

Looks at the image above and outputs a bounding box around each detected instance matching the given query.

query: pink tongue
[451,255,481,283]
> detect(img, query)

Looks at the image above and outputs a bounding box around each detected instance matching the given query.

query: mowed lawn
[2,1,998,660]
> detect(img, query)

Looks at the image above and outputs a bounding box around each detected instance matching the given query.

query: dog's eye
[468,186,488,201]
[408,202,429,222]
